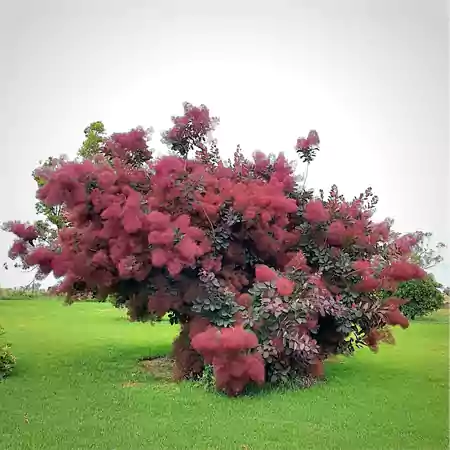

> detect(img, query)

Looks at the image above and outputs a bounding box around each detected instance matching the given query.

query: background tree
[34,156,68,234]
[77,121,107,159]
[379,231,446,319]
[409,231,446,270]
[382,275,445,320]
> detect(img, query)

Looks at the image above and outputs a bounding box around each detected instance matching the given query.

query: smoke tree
[3,102,427,396]
[3,122,107,282]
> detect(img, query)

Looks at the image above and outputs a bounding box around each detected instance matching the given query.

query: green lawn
[0,299,448,450]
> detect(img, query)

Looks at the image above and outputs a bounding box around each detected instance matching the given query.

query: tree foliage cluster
[3,103,428,395]
[0,326,16,380]
[381,276,445,320]
[381,233,447,320]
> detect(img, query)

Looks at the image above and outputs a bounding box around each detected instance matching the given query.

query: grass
[0,299,448,450]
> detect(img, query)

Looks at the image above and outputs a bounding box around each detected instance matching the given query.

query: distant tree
[379,231,446,319]
[33,156,68,233]
[77,121,106,159]
[381,275,445,320]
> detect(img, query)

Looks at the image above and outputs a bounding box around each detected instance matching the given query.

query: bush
[197,364,216,392]
[0,286,45,300]
[0,326,16,379]
[2,102,426,396]
[382,276,445,320]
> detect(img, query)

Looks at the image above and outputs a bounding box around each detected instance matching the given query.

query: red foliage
[382,297,410,329]
[165,104,214,145]
[381,260,427,282]
[5,222,38,242]
[303,200,330,223]
[192,325,264,396]
[391,234,419,256]
[8,240,28,259]
[353,276,380,293]
[255,265,277,283]
[103,127,152,164]
[285,250,309,272]
[352,260,373,276]
[295,130,319,153]
[327,220,349,246]
[3,102,428,396]
[276,277,295,296]
[26,248,55,274]
[236,293,253,308]
[365,328,394,352]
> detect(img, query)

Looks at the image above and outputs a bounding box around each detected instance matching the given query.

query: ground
[0,299,448,450]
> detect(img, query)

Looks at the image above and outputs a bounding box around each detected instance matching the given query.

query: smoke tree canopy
[2,122,107,279]
[3,102,427,396]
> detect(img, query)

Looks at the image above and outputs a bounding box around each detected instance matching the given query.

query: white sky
[1,0,449,288]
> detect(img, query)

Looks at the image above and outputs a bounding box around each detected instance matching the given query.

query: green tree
[33,156,67,233]
[388,276,445,320]
[380,231,446,319]
[77,121,106,159]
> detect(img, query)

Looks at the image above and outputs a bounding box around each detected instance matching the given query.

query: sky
[0,0,448,288]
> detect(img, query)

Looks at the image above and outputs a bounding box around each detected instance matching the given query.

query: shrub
[0,286,46,300]
[0,326,16,379]
[197,364,216,392]
[2,102,426,396]
[381,276,445,320]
